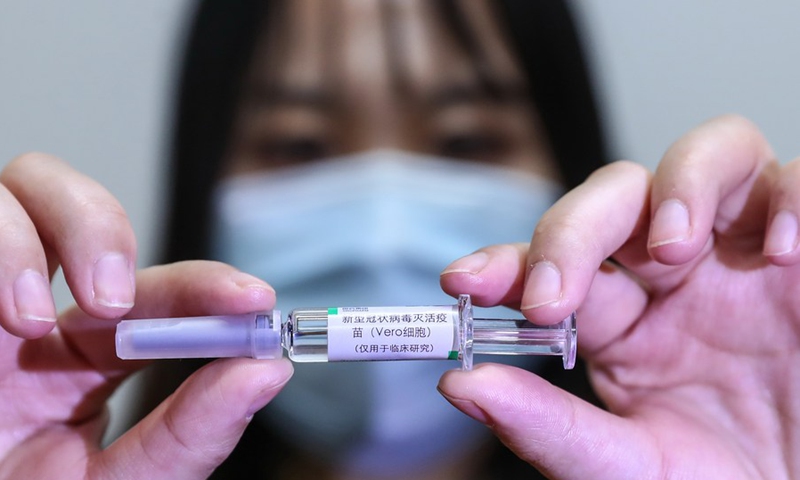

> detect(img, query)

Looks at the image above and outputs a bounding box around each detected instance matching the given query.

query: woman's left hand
[439,115,800,478]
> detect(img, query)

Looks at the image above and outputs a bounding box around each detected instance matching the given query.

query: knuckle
[54,193,136,249]
[3,152,63,177]
[773,159,800,203]
[533,210,593,253]
[781,157,800,177]
[718,114,770,152]
[76,196,130,223]
[715,113,760,134]
[81,206,136,248]
[669,115,770,167]
[590,160,649,181]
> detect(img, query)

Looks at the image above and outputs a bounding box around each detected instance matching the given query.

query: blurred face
[210,4,564,476]
[224,0,557,180]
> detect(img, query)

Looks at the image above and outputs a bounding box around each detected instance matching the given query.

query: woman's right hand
[0,153,293,479]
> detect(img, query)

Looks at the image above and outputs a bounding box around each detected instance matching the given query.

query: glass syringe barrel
[115,295,577,370]
[115,312,283,360]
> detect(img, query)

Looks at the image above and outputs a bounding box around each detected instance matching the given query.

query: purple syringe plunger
[115,312,283,360]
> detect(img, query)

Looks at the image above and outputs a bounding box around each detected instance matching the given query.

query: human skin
[0,2,561,478]
[1,116,797,479]
[0,155,293,479]
[439,115,800,479]
[224,0,557,179]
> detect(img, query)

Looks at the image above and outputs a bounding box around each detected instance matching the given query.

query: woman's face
[224,0,557,180]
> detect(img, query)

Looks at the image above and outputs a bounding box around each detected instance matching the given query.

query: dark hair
[161,0,609,264]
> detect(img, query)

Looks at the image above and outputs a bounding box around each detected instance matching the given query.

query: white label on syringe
[327,306,458,361]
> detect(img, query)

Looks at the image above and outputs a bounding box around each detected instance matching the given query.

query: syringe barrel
[113,297,577,370]
[284,307,329,362]
[286,304,461,362]
[471,314,577,369]
[115,312,282,360]
[454,294,577,370]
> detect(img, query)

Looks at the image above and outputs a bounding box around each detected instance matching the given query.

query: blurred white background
[2,0,798,276]
[1,0,798,440]
[577,1,800,167]
[0,0,193,298]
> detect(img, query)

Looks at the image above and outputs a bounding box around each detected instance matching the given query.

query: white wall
[2,0,798,278]
[575,1,800,166]
[0,0,193,304]
[0,0,192,443]
[0,0,798,442]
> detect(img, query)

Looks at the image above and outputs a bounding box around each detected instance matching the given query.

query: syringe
[115,294,576,370]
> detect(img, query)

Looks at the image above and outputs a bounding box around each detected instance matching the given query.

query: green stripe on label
[328,307,338,315]
[448,351,459,360]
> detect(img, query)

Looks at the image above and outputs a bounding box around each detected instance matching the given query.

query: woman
[1,1,798,479]
[156,0,604,478]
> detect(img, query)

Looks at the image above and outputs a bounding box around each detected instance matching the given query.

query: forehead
[245,0,525,102]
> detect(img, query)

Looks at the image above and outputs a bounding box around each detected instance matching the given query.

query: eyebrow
[245,84,335,110]
[422,81,529,109]
[243,80,528,111]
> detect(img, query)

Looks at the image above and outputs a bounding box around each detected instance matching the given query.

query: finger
[53,260,277,381]
[575,260,650,357]
[96,357,292,480]
[763,157,800,265]
[7,261,277,444]
[442,161,651,327]
[1,153,137,319]
[440,162,655,351]
[521,116,775,324]
[442,245,650,356]
[440,243,529,309]
[438,364,659,479]
[127,261,277,319]
[0,182,57,338]
[647,115,776,265]
[521,161,652,324]
[473,160,649,326]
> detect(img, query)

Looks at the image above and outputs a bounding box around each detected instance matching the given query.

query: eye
[252,136,330,166]
[436,132,507,161]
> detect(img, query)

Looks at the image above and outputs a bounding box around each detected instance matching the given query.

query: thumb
[438,364,658,479]
[96,358,292,479]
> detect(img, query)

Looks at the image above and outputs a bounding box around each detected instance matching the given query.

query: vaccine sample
[116,294,576,370]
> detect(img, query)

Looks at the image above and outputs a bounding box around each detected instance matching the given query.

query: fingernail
[229,271,275,293]
[439,392,493,426]
[764,210,799,256]
[93,253,135,309]
[521,261,562,310]
[650,199,691,247]
[13,270,57,322]
[440,251,489,275]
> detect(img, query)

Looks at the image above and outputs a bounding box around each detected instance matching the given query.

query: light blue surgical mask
[210,149,562,476]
